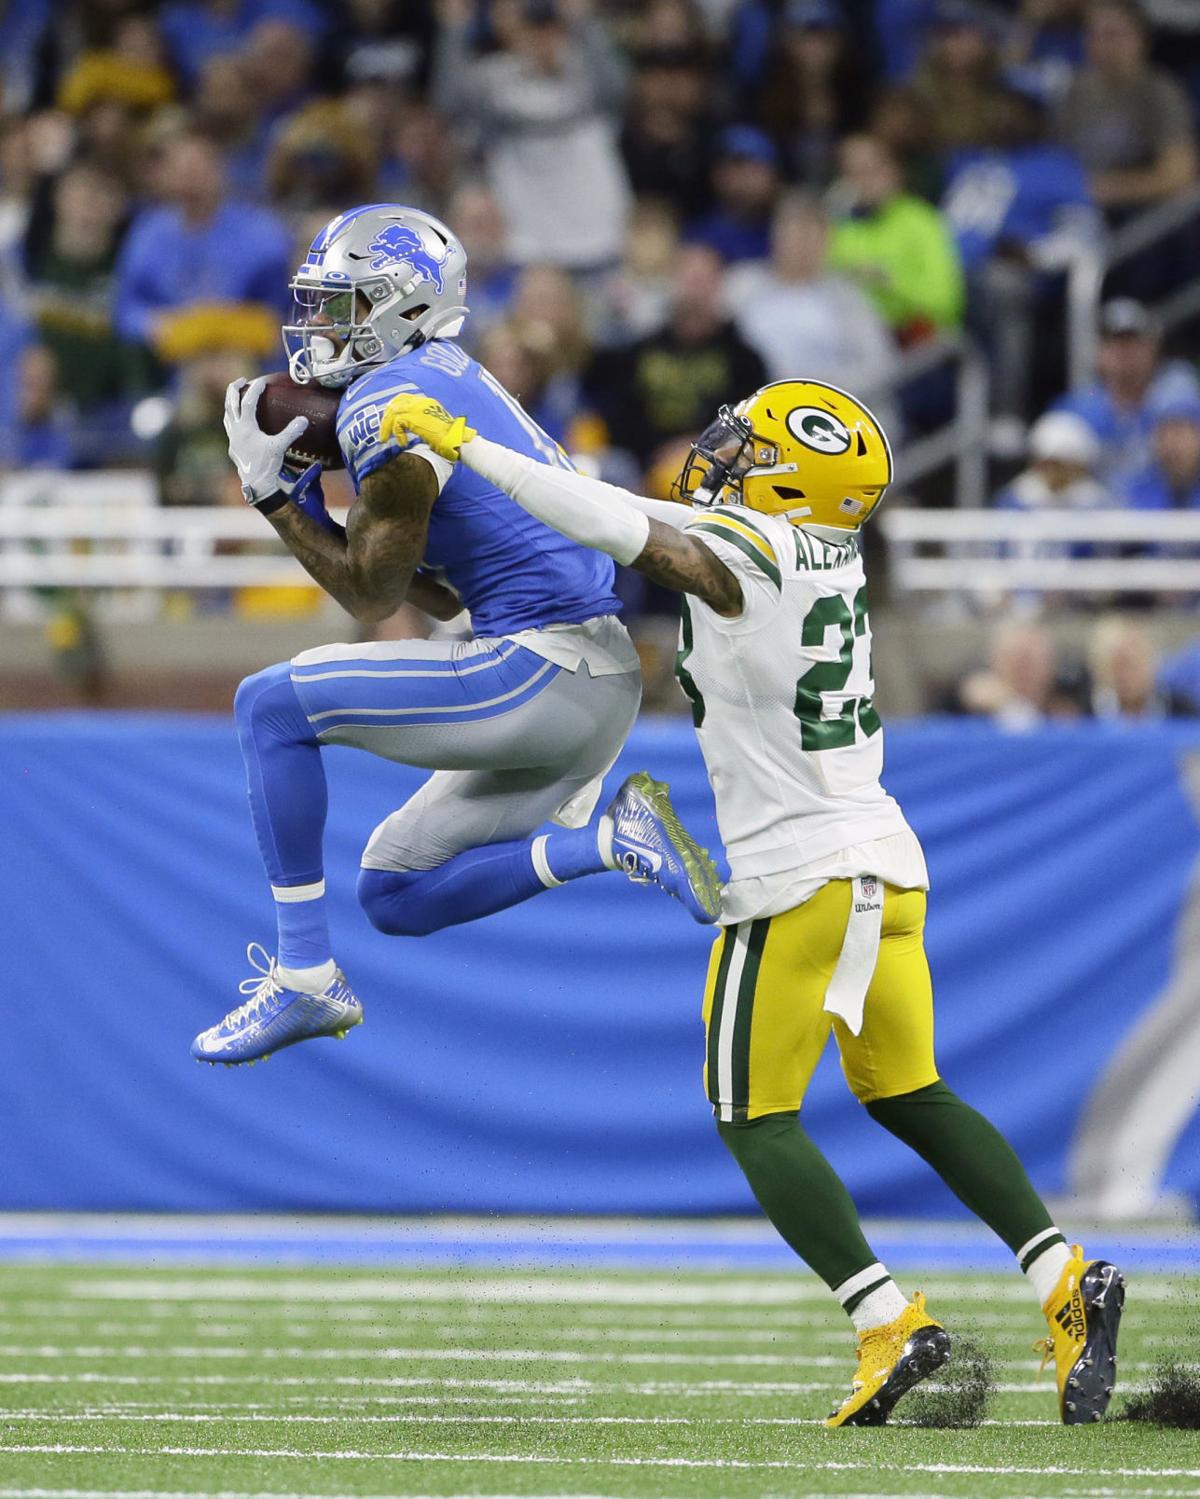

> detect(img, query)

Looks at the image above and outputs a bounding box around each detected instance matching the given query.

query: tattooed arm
[267,453,444,623]
[631,521,742,617]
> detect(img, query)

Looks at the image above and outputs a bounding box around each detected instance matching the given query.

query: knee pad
[234,661,309,740]
[356,866,436,938]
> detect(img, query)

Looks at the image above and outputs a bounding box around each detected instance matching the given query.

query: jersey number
[794,587,881,751]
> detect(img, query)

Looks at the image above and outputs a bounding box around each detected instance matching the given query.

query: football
[256,371,345,470]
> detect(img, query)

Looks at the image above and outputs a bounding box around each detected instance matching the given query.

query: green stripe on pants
[731,919,770,1123]
[707,928,736,1111]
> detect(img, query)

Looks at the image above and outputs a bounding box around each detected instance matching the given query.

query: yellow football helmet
[674,379,893,531]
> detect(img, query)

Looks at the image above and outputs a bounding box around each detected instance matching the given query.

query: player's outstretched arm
[379,394,742,617]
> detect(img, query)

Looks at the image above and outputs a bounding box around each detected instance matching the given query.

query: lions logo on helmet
[675,379,893,533]
[366,225,449,293]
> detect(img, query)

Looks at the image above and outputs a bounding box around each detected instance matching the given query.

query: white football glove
[224,376,309,509]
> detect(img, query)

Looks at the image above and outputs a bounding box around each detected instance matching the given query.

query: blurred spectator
[338,0,432,93]
[114,131,291,367]
[942,70,1097,425]
[432,0,632,270]
[957,619,1082,727]
[599,198,681,344]
[758,1,871,187]
[908,0,1006,155]
[685,125,780,264]
[450,183,518,348]
[158,0,325,90]
[506,264,592,442]
[874,0,938,82]
[192,54,273,201]
[0,0,54,116]
[1157,636,1200,716]
[239,17,318,123]
[725,193,898,421]
[943,73,1094,273]
[867,87,945,203]
[1005,0,1086,97]
[1122,399,1200,512]
[584,243,767,467]
[829,134,965,340]
[266,102,377,221]
[1088,615,1181,718]
[1052,299,1200,484]
[377,102,460,218]
[157,351,249,508]
[620,47,713,218]
[10,345,75,469]
[23,159,152,414]
[57,15,176,119]
[994,410,1109,513]
[1055,0,1197,214]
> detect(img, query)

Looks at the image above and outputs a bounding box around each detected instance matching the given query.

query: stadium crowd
[4,0,1200,714]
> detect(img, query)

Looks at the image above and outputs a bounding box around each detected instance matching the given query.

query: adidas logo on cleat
[1055,1294,1086,1341]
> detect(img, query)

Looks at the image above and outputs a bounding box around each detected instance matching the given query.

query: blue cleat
[192,943,363,1065]
[603,771,722,924]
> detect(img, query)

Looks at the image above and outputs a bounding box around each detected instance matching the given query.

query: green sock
[866,1080,1059,1256]
[717,1112,880,1295]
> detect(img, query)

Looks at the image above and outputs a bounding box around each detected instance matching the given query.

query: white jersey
[676,504,927,923]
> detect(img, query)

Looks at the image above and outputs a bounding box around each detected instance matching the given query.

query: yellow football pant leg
[702,881,939,1122]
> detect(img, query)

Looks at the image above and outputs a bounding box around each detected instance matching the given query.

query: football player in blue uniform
[192,204,720,1066]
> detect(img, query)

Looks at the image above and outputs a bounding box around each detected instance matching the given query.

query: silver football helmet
[283,203,468,388]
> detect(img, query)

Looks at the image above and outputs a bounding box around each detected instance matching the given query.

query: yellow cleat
[1035,1244,1125,1425]
[825,1292,951,1427]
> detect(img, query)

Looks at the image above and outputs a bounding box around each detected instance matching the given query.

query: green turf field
[0,1263,1196,1499]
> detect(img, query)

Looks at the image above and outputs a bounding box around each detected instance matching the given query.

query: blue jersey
[335,340,620,638]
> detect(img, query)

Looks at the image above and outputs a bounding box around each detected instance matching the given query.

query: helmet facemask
[285,275,416,388]
[673,405,795,508]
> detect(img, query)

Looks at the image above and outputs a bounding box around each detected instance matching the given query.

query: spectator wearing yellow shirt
[829,133,965,344]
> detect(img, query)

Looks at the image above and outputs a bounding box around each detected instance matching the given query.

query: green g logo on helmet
[786,407,853,455]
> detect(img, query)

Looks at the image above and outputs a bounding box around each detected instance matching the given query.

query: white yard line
[0,1342,1164,1373]
[57,1274,1191,1305]
[4,1447,1200,1480]
[0,1410,1067,1428]
[0,1491,630,1499]
[0,1371,1151,1395]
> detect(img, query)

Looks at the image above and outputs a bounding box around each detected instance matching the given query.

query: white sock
[1019,1230,1072,1306]
[850,1280,910,1334]
[833,1262,909,1334]
[597,814,618,870]
[276,958,337,994]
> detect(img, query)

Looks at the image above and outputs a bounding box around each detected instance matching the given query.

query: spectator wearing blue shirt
[684,126,780,264]
[1122,398,1200,513]
[159,0,324,89]
[114,131,291,367]
[1053,299,1200,485]
[943,70,1098,427]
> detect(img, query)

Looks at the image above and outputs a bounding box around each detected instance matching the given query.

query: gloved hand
[280,460,344,537]
[224,376,309,511]
[379,393,477,462]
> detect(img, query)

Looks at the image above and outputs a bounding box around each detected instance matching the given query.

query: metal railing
[884,332,991,509]
[1067,184,1200,390]
[883,507,1200,595]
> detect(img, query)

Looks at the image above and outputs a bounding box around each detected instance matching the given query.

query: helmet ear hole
[773,486,806,501]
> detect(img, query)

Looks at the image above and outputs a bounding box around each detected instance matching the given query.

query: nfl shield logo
[861,876,878,899]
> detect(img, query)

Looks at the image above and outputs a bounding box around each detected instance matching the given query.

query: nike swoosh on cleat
[619,842,665,873]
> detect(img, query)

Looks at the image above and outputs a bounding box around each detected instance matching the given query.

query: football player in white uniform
[379,380,1125,1429]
